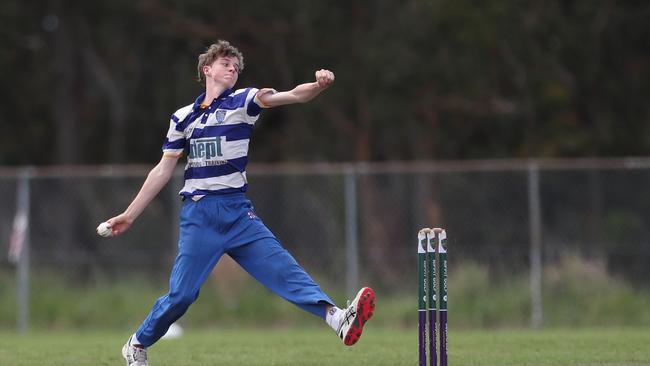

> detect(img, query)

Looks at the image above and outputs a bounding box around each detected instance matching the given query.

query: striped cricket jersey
[162,88,263,198]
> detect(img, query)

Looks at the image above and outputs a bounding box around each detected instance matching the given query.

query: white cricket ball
[96,222,113,237]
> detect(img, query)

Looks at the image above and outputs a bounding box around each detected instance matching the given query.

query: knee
[168,292,198,311]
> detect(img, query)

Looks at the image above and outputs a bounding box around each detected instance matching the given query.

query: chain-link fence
[1,158,650,329]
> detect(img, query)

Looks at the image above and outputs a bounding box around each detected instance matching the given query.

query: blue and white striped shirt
[162,88,263,198]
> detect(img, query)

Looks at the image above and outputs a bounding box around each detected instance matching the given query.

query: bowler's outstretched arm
[105,154,179,236]
[256,69,335,108]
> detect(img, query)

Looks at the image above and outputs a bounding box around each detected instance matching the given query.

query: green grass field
[1,327,649,365]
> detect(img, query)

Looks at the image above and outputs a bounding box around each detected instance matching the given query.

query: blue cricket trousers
[135,193,335,347]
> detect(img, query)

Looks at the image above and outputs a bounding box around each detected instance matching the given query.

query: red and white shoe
[337,287,376,346]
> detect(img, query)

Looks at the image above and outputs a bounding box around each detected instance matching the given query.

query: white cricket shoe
[122,336,148,366]
[337,287,376,346]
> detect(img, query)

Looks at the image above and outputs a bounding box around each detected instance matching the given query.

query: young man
[100,40,376,366]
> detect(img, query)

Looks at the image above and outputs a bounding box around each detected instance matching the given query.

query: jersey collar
[193,88,234,110]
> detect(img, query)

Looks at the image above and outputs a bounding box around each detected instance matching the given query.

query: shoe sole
[343,287,376,346]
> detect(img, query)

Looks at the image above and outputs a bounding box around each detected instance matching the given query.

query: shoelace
[337,300,357,336]
[131,347,148,363]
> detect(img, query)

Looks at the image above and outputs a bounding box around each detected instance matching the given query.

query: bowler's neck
[203,82,230,106]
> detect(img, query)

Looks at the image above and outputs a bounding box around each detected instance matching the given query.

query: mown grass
[2,256,650,365]
[0,327,649,365]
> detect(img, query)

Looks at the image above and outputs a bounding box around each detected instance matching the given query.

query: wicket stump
[418,228,448,366]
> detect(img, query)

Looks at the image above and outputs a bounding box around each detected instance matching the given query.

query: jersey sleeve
[245,87,263,122]
[161,114,186,157]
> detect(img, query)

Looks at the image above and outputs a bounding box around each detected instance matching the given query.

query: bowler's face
[205,56,239,88]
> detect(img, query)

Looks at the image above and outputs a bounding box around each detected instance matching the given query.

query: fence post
[16,168,33,333]
[344,165,359,298]
[528,161,543,329]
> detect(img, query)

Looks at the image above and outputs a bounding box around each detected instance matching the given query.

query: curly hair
[197,40,245,84]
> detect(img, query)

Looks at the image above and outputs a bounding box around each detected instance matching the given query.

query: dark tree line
[1,0,649,165]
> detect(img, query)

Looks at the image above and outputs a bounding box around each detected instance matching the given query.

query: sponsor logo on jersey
[188,137,223,160]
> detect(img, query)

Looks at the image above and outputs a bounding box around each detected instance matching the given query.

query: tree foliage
[1,0,649,165]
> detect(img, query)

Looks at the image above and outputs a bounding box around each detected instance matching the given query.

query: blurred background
[1,0,649,332]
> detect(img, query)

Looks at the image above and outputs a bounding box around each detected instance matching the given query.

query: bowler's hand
[105,213,134,237]
[315,69,335,88]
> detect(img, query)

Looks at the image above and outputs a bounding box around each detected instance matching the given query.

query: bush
[1,256,650,330]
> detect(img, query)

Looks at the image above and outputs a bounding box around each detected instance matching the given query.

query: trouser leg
[136,202,223,347]
[228,236,335,319]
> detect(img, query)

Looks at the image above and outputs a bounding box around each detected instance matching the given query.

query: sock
[325,306,343,331]
[130,333,144,348]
